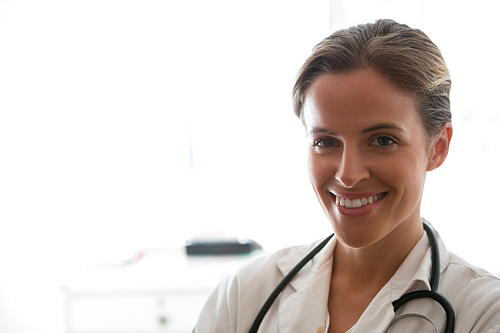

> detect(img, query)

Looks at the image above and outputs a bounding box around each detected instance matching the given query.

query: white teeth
[336,194,384,208]
[352,199,362,208]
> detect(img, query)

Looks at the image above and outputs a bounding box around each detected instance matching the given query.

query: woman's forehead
[303,71,420,129]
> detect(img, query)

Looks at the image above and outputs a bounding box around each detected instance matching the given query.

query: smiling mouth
[334,193,387,209]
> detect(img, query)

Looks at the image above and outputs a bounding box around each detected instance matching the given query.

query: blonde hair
[293,19,451,138]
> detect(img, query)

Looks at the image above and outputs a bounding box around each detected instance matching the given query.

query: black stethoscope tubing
[249,222,455,333]
[391,222,455,333]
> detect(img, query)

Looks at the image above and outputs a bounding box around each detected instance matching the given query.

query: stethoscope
[249,221,455,333]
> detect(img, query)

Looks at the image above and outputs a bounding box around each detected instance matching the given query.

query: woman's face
[303,70,446,249]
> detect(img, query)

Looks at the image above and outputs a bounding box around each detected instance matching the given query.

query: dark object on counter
[186,238,262,255]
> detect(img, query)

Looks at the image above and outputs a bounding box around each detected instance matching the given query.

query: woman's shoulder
[223,237,332,292]
[446,251,500,288]
[234,239,323,279]
[443,252,500,330]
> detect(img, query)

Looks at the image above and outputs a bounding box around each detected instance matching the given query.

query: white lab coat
[192,227,500,332]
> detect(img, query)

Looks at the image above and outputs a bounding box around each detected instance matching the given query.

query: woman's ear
[427,123,453,171]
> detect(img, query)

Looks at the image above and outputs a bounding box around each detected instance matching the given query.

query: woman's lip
[330,192,385,200]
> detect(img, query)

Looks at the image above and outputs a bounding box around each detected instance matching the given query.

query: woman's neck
[332,220,424,289]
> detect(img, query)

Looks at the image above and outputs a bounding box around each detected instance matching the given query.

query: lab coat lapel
[275,237,336,332]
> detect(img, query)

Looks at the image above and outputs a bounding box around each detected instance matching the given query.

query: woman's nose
[335,149,370,188]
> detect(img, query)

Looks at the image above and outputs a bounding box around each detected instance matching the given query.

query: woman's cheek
[308,154,333,190]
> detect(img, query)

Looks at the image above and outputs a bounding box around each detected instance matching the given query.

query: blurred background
[0,0,499,332]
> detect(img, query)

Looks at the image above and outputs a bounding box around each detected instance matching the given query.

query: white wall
[421,0,500,275]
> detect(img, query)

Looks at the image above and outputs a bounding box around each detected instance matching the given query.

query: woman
[192,19,500,332]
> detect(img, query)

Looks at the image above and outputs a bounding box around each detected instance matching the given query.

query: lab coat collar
[275,234,337,292]
[276,235,337,332]
[389,223,450,302]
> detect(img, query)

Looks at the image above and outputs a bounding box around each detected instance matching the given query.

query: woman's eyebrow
[309,128,336,136]
[362,123,405,134]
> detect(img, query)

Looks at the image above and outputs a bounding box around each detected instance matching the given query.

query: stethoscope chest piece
[384,313,439,332]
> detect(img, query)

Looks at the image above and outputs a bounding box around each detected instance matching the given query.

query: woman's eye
[372,136,396,147]
[314,138,337,148]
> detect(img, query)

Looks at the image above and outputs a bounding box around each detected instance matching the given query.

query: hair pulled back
[293,19,451,138]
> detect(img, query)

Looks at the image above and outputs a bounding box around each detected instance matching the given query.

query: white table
[61,247,263,333]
